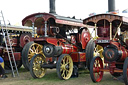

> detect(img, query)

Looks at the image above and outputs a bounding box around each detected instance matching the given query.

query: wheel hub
[95,67,100,73]
[45,46,51,53]
[65,65,69,69]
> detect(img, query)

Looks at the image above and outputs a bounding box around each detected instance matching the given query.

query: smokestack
[49,0,56,14]
[108,0,115,12]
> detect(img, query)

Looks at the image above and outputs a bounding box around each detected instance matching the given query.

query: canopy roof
[0,25,32,33]
[83,14,128,30]
[22,13,86,27]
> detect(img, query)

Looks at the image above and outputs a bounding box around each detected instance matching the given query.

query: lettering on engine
[97,40,110,43]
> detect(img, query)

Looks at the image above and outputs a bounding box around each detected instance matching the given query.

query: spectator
[0,56,7,79]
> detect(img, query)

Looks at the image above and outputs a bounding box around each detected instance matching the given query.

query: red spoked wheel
[123,57,128,85]
[90,56,103,82]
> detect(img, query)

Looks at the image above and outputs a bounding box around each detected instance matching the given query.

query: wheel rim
[28,43,43,63]
[61,55,73,79]
[57,54,73,80]
[91,57,103,82]
[32,54,46,78]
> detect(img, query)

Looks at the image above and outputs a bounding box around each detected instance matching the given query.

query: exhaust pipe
[108,0,115,12]
[49,0,56,14]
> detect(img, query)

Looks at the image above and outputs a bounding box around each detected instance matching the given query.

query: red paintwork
[81,29,90,49]
[46,57,53,62]
[39,36,85,63]
[71,35,76,45]
[3,52,21,61]
[70,52,86,62]
[55,19,86,27]
[62,44,78,54]
[20,33,33,48]
[45,37,58,46]
[7,38,17,46]
[79,52,86,62]
[97,26,110,37]
[70,52,79,62]
[110,41,128,61]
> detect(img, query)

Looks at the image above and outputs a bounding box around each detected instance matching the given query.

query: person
[0,56,7,79]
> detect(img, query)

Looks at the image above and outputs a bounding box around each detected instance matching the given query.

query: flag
[122,9,128,13]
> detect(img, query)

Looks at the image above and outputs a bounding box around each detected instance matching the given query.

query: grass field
[0,67,124,85]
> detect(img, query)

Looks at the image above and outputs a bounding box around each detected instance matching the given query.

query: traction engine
[21,0,92,80]
[0,25,33,69]
[84,13,128,85]
[22,13,91,80]
[22,14,91,79]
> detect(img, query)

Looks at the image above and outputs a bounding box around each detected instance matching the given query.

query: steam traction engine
[0,25,33,69]
[22,12,91,80]
[84,14,128,84]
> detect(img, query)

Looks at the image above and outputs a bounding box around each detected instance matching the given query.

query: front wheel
[56,54,73,80]
[90,56,103,82]
[123,57,128,85]
[30,54,46,78]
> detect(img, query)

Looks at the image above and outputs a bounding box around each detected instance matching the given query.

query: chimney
[108,0,115,12]
[49,0,56,14]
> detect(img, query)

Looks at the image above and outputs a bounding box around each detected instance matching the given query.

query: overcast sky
[0,0,128,25]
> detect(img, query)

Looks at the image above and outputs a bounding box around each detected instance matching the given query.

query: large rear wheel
[30,54,46,78]
[22,42,43,70]
[56,54,73,80]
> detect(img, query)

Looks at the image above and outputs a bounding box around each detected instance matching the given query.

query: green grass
[18,66,28,73]
[17,67,124,85]
[29,69,90,83]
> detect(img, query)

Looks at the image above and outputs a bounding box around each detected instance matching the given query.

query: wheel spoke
[29,48,35,53]
[35,45,40,52]
[28,53,35,56]
[62,59,65,65]
[32,45,36,52]
[57,54,73,80]
[31,54,46,78]
[65,58,69,65]
[90,57,103,82]
[61,70,65,77]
